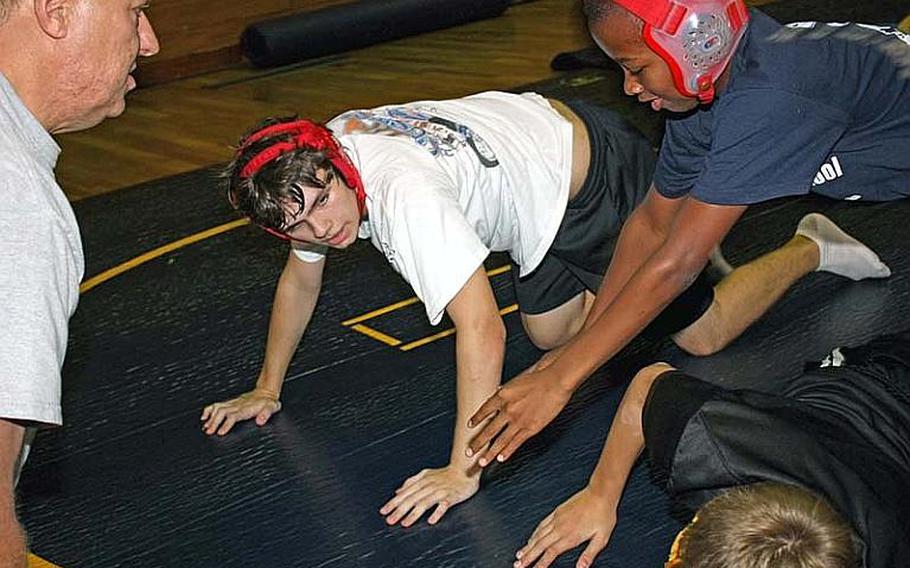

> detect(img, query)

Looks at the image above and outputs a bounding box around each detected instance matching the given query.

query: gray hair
[0,0,22,23]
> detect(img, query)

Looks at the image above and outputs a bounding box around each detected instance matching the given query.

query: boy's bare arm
[381,265,505,527]
[584,186,682,327]
[515,363,675,568]
[465,187,682,461]
[469,196,745,465]
[201,252,325,435]
[256,253,326,396]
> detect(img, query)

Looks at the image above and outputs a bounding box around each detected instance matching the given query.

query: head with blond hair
[666,483,860,568]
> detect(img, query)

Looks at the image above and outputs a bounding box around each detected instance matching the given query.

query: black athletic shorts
[512,98,714,338]
[803,330,910,407]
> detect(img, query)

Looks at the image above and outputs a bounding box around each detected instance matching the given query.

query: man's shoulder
[0,146,54,198]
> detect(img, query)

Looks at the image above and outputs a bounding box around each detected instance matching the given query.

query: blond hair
[680,483,860,568]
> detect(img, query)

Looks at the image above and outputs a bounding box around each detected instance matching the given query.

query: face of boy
[282,173,361,249]
[589,15,699,113]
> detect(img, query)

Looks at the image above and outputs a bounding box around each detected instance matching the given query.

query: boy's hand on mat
[467,369,571,466]
[380,466,480,527]
[200,388,282,436]
[514,487,616,568]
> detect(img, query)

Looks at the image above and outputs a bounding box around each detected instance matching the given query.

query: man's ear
[33,0,73,39]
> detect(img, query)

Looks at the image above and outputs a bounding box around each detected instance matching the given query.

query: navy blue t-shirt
[654,10,910,204]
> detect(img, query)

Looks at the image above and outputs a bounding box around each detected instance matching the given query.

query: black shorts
[807,330,910,407]
[512,98,714,338]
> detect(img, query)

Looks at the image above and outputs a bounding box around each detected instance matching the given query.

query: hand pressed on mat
[515,487,617,568]
[380,465,480,527]
[201,388,282,435]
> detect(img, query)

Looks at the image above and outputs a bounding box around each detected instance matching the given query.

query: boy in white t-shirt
[200,91,887,527]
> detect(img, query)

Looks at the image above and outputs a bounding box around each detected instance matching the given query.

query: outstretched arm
[0,419,26,568]
[515,363,675,568]
[381,265,506,526]
[202,252,324,435]
[585,187,686,326]
[469,192,745,464]
[541,196,745,390]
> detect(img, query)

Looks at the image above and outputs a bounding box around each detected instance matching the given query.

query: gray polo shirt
[0,71,83,427]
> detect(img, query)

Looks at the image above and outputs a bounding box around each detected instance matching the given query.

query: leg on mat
[673,213,890,356]
[521,291,596,351]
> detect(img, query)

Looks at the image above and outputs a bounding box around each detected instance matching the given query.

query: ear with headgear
[614,0,749,103]
[237,119,367,217]
[33,0,74,39]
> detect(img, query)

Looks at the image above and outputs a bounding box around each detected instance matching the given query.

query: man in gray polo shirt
[0,1,159,564]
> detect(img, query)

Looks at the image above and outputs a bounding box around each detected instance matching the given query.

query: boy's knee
[523,322,570,351]
[671,298,735,357]
[520,295,591,350]
[672,325,729,357]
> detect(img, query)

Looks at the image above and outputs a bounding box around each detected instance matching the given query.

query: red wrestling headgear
[613,0,749,103]
[238,119,366,217]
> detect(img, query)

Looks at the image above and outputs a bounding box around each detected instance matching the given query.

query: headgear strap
[238,119,366,217]
[612,0,749,103]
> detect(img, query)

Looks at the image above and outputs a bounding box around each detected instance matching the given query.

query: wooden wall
[138,0,352,84]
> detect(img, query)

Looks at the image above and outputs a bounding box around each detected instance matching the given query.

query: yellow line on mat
[400,328,457,351]
[350,324,402,347]
[78,217,515,352]
[342,264,512,327]
[80,219,250,294]
[486,265,512,277]
[28,554,61,568]
[399,303,518,351]
[342,297,421,326]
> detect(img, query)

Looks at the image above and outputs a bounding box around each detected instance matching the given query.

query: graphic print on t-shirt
[334,107,500,168]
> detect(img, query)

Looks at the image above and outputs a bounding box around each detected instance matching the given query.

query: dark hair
[681,483,860,568]
[582,0,642,29]
[225,116,338,232]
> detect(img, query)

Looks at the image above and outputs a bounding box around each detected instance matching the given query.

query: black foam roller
[242,0,512,69]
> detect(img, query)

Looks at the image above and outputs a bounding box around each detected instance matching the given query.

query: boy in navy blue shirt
[466,0,909,469]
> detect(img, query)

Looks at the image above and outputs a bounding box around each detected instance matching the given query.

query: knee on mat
[672,328,730,357]
[525,328,569,351]
[522,319,574,351]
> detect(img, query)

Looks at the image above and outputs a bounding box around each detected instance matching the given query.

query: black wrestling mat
[17,7,909,568]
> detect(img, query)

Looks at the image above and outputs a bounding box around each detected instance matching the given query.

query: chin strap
[696,76,716,103]
[238,119,366,217]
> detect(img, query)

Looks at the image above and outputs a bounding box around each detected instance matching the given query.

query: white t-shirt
[0,72,83,427]
[293,91,573,324]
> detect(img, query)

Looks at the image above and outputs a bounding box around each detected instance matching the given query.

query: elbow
[627,363,674,414]
[463,312,507,349]
[488,315,507,347]
[650,247,709,296]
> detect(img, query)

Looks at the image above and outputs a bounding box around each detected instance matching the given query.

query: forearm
[0,421,26,568]
[587,363,673,506]
[450,321,506,473]
[257,262,322,396]
[586,204,668,329]
[0,512,25,568]
[552,252,701,391]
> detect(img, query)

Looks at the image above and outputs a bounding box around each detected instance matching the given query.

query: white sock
[796,213,891,281]
[709,244,735,277]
